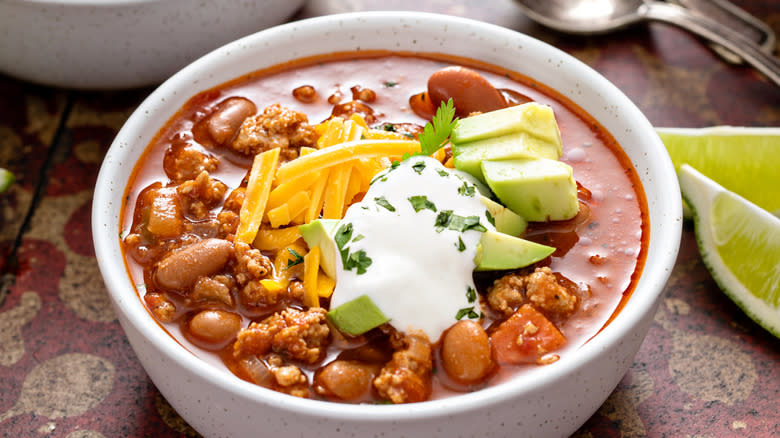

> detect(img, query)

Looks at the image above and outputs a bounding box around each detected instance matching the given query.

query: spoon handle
[641,1,780,86]
[666,0,776,63]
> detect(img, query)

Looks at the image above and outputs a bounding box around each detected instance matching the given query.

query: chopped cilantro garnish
[335,223,372,275]
[409,195,437,213]
[435,211,487,233]
[344,250,372,275]
[456,236,466,252]
[384,80,398,88]
[436,169,449,177]
[458,181,476,197]
[375,196,396,212]
[418,98,456,156]
[382,124,397,132]
[286,248,304,268]
[466,286,477,303]
[449,215,487,233]
[352,234,365,243]
[456,307,480,320]
[391,161,401,169]
[435,210,453,232]
[335,223,353,250]
[485,209,496,227]
[412,161,426,174]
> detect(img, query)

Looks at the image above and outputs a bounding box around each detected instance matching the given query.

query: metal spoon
[667,0,776,64]
[514,0,780,86]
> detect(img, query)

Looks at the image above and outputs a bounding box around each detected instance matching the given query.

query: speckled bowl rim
[93,11,682,423]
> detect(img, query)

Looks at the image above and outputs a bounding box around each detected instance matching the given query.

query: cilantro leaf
[435,210,453,232]
[455,307,480,320]
[375,196,396,212]
[448,215,487,233]
[436,169,449,177]
[485,209,496,227]
[435,212,487,233]
[409,195,437,213]
[344,250,372,275]
[286,248,304,268]
[335,222,372,275]
[456,236,466,252]
[335,223,353,250]
[418,98,456,156]
[412,161,426,174]
[458,181,476,197]
[466,286,477,303]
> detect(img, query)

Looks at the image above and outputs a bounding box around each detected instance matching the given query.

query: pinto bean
[187,309,242,347]
[427,66,507,117]
[206,97,257,145]
[155,238,233,292]
[292,85,317,103]
[440,320,494,384]
[315,360,382,400]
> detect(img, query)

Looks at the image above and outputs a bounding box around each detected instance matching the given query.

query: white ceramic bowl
[0,0,304,89]
[93,12,682,437]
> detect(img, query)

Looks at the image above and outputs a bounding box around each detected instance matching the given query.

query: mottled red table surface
[1,1,778,437]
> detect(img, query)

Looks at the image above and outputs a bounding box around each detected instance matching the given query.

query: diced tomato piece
[491,304,566,364]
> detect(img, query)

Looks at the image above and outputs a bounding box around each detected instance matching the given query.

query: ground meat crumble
[230,103,317,161]
[487,267,579,319]
[233,307,330,364]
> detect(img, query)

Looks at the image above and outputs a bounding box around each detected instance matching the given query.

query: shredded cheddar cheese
[253,226,301,251]
[317,272,336,298]
[303,246,321,307]
[236,147,280,244]
[273,139,420,184]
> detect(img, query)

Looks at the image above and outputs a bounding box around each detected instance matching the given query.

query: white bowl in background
[92,12,682,437]
[0,0,304,89]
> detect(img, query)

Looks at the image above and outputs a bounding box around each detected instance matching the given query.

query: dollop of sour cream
[328,157,495,342]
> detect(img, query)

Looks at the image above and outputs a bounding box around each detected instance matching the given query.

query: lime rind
[0,168,15,193]
[678,164,780,338]
[657,126,780,218]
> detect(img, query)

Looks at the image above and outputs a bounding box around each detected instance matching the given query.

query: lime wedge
[0,168,15,193]
[678,164,780,338]
[657,126,780,218]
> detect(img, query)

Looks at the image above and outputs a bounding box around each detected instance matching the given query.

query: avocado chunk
[474,230,554,271]
[327,294,390,336]
[452,131,561,183]
[450,102,563,149]
[480,196,528,236]
[482,158,579,222]
[298,219,340,278]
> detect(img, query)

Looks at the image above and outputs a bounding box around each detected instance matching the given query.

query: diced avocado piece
[327,294,390,336]
[450,102,563,150]
[298,219,340,278]
[482,158,579,222]
[474,230,554,271]
[452,131,561,182]
[480,196,528,236]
